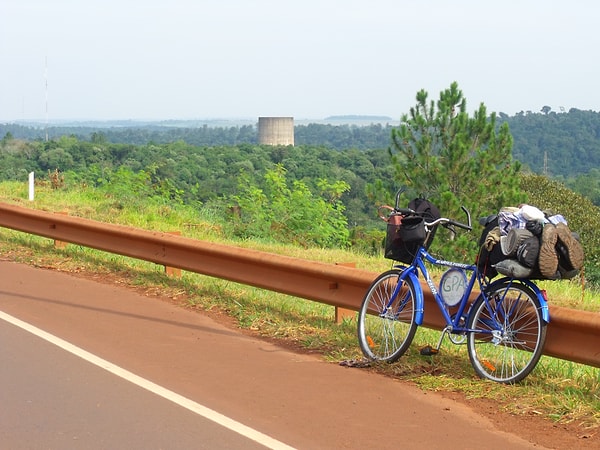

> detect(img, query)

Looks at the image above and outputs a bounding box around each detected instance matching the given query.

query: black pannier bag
[384,215,426,263]
[409,198,441,249]
[476,214,503,280]
[384,198,439,264]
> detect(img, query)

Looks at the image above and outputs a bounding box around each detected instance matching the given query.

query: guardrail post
[54,211,69,249]
[164,231,182,277]
[334,263,356,324]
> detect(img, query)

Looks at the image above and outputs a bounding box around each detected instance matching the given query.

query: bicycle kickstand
[419,326,451,356]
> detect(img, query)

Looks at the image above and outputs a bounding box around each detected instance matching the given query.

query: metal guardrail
[0,202,599,368]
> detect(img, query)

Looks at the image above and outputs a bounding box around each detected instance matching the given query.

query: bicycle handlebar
[428,216,472,231]
[386,188,473,231]
[387,206,472,232]
[427,206,472,231]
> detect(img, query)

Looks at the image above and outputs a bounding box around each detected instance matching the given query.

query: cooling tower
[258,117,294,146]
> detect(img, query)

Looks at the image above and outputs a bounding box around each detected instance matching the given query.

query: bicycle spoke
[467,281,546,384]
[358,270,417,362]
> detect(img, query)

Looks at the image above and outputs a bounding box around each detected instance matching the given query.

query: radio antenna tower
[45,57,49,142]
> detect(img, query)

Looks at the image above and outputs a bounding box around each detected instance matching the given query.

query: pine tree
[389,82,524,258]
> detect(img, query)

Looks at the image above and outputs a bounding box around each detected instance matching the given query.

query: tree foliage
[230,164,350,248]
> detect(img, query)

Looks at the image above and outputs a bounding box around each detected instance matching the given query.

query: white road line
[0,310,296,450]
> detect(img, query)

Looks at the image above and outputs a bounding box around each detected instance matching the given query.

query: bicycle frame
[389,244,550,333]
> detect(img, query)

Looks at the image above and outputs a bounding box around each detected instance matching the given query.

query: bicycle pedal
[419,345,439,356]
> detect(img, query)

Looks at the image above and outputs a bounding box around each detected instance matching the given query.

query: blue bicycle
[357,193,549,384]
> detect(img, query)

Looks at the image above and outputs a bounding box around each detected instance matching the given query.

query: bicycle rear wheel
[466,281,547,384]
[357,269,418,363]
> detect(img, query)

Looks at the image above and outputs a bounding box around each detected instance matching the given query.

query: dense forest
[2,108,600,210]
[505,108,600,178]
[2,107,600,180]
[0,133,394,228]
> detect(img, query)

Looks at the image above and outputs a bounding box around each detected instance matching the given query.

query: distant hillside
[501,109,600,177]
[324,115,393,122]
[2,109,599,178]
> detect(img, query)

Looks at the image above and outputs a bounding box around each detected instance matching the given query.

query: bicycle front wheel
[467,281,547,384]
[357,269,418,363]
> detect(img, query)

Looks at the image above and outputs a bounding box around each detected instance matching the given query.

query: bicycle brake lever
[444,223,457,236]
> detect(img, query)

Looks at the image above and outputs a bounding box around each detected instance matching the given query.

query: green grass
[1,182,599,431]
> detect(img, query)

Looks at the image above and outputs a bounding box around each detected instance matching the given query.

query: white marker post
[28,172,34,201]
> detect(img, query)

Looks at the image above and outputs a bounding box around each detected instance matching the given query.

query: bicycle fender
[491,277,550,324]
[399,269,424,326]
[517,278,550,323]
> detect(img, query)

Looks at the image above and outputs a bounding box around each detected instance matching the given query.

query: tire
[466,281,547,384]
[357,269,418,363]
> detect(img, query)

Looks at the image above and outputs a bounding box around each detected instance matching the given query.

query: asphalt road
[0,316,267,449]
[0,260,550,449]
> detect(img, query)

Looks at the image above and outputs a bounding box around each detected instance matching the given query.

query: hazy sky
[1,0,599,122]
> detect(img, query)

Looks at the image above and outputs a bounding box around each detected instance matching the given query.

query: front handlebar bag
[384,215,425,263]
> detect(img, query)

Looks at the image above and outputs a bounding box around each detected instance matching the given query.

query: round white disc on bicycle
[440,268,467,307]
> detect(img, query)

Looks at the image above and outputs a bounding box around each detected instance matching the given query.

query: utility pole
[45,56,48,142]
